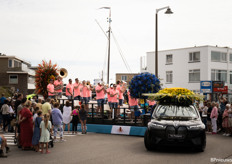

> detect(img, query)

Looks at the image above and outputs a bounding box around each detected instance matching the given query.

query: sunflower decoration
[35,60,58,99]
[143,87,204,106]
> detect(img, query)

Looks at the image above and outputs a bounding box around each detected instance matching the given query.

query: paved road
[1,132,232,164]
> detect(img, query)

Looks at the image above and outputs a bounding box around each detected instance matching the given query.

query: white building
[140,45,232,95]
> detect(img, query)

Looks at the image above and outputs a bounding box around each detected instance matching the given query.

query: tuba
[57,68,68,78]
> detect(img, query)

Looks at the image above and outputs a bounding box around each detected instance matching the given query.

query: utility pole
[107,8,112,84]
[99,7,111,84]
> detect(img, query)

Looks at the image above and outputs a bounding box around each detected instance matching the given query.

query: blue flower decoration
[129,72,161,98]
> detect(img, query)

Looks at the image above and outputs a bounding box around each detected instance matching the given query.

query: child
[32,110,42,152]
[0,135,10,158]
[71,106,79,134]
[79,104,87,134]
[39,114,52,154]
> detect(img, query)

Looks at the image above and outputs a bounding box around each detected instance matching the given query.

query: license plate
[168,134,183,139]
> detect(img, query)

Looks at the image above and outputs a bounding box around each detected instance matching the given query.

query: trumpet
[57,68,68,78]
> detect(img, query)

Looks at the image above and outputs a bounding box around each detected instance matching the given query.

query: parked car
[144,104,206,152]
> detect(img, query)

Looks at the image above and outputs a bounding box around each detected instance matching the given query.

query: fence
[58,99,151,127]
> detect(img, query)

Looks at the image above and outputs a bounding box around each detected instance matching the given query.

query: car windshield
[153,105,199,120]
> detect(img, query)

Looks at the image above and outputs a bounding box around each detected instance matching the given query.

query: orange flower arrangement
[35,60,58,99]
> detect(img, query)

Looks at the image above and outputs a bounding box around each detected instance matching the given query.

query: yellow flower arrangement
[143,87,204,106]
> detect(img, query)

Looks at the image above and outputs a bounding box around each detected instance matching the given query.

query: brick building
[115,73,140,84]
[0,54,36,96]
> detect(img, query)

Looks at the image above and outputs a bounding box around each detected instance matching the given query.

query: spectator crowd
[0,77,232,157]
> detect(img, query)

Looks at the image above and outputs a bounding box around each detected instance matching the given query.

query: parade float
[35,60,58,99]
[129,72,160,113]
[143,87,206,152]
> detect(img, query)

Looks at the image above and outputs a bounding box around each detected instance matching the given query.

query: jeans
[0,114,2,125]
[2,114,10,131]
[53,124,63,138]
[202,117,207,130]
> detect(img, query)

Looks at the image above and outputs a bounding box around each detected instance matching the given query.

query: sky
[0,0,232,84]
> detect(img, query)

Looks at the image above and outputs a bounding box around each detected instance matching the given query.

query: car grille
[166,126,188,140]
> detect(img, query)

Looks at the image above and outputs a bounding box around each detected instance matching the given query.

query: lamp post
[99,7,111,84]
[155,6,173,78]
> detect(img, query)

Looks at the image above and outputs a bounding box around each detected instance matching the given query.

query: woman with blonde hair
[63,100,72,133]
[19,100,33,150]
[210,101,218,134]
[39,114,52,154]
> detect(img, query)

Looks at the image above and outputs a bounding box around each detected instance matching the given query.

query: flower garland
[129,72,161,98]
[35,60,58,99]
[143,87,204,106]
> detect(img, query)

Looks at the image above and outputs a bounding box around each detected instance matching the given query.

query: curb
[64,124,147,136]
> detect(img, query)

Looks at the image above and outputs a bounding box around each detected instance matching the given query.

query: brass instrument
[57,68,68,78]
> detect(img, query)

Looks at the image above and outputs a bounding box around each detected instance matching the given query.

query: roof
[147,45,232,53]
[0,55,31,65]
[6,71,28,74]
[116,73,140,75]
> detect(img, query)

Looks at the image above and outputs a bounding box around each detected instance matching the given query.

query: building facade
[115,73,140,84]
[0,54,36,96]
[140,45,232,99]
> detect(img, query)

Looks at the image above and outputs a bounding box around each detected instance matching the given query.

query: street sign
[212,81,224,88]
[213,86,228,94]
[200,81,212,93]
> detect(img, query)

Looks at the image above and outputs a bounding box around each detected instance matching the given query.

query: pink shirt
[87,86,91,98]
[66,83,74,96]
[148,100,156,106]
[210,107,218,119]
[116,85,123,99]
[110,89,119,103]
[95,85,105,100]
[128,91,138,106]
[47,84,55,96]
[107,88,113,102]
[73,83,82,97]
[54,80,63,93]
[81,85,89,98]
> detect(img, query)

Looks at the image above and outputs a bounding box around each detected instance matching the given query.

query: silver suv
[144,104,206,152]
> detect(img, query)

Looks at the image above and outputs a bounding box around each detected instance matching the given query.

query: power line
[111,31,132,73]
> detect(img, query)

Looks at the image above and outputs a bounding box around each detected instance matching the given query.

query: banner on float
[111,125,131,135]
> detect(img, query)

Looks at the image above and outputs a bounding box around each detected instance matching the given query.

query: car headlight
[149,122,166,129]
[188,124,205,130]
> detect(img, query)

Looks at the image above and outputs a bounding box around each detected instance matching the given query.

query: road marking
[3,132,84,146]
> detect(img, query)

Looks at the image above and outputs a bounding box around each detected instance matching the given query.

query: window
[166,71,173,83]
[166,54,173,64]
[211,69,227,82]
[121,75,127,81]
[230,54,232,62]
[230,71,232,84]
[8,59,13,68]
[189,69,200,82]
[211,51,227,62]
[14,60,21,68]
[189,52,200,62]
[9,75,18,84]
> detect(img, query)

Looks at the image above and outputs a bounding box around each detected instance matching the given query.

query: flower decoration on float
[129,72,161,99]
[35,60,58,99]
[143,87,204,106]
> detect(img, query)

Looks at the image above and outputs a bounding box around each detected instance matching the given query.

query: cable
[111,31,132,73]
[95,19,108,40]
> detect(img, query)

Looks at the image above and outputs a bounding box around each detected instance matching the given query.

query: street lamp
[155,6,173,78]
[99,7,111,84]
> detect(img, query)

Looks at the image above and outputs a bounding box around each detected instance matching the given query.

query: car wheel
[144,129,154,151]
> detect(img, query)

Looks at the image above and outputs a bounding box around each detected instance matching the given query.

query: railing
[58,99,151,127]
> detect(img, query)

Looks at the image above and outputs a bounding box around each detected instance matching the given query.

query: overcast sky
[0,0,232,84]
